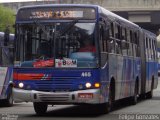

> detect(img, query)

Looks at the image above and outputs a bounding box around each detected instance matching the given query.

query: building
[1,0,160,34]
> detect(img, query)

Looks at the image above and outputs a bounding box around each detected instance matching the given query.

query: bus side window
[145,37,149,60]
[152,40,156,60]
[99,21,109,67]
[109,22,114,38]
[121,36,128,56]
[108,39,115,53]
[127,30,132,56]
[115,24,122,54]
[108,22,115,53]
[99,20,110,53]
[121,27,128,56]
[115,40,121,54]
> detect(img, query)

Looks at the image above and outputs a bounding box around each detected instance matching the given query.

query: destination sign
[17,7,96,21]
[30,11,84,19]
[55,59,77,68]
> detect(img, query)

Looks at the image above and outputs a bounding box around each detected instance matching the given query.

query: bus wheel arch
[151,76,154,90]
[136,77,139,94]
[4,84,13,107]
[107,77,115,112]
[146,76,154,99]
[110,77,115,100]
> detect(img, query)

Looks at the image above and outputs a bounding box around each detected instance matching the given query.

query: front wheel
[100,86,114,113]
[5,86,13,107]
[33,102,48,115]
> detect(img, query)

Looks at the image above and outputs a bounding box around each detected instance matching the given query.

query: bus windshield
[15,22,98,68]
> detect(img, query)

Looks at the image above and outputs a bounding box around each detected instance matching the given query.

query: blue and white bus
[157,48,160,75]
[0,32,14,106]
[13,4,158,114]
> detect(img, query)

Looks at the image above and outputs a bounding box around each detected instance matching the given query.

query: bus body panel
[13,87,101,104]
[14,68,100,91]
[0,32,14,104]
[108,54,141,100]
[134,58,141,95]
[146,61,158,92]
[0,67,13,99]
[14,62,115,104]
[13,4,158,111]
[142,30,158,94]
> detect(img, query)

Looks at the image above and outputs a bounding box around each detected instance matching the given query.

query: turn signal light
[94,83,100,88]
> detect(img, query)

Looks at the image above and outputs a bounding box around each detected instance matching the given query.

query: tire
[5,86,13,107]
[146,81,153,99]
[131,82,138,105]
[33,102,48,115]
[100,85,114,114]
[146,91,153,99]
[107,87,114,112]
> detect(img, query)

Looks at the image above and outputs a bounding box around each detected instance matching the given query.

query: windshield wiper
[53,19,79,58]
[60,19,79,36]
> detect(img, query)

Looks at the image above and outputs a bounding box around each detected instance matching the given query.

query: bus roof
[18,4,99,10]
[142,29,157,38]
[17,4,139,28]
[99,6,139,28]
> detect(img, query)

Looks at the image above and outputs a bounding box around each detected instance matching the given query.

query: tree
[0,5,15,33]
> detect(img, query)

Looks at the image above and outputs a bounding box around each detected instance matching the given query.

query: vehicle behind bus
[0,32,14,106]
[157,48,160,76]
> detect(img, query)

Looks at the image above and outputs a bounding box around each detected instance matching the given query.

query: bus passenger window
[121,37,128,56]
[115,40,121,54]
[127,29,131,42]
[128,43,133,56]
[108,39,115,53]
[110,23,114,37]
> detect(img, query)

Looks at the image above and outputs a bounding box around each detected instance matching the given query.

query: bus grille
[35,76,80,91]
[38,93,70,102]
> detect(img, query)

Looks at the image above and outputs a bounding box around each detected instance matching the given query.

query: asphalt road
[0,81,160,120]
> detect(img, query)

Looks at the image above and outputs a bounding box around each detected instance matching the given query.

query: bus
[0,32,14,106]
[157,48,160,75]
[13,4,158,114]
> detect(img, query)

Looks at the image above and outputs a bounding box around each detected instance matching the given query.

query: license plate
[78,93,93,99]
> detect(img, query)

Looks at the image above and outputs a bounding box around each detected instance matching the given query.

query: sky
[0,0,42,3]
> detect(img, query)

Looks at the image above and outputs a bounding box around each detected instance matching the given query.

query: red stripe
[13,72,44,80]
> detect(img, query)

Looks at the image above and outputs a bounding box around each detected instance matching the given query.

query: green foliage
[0,5,15,33]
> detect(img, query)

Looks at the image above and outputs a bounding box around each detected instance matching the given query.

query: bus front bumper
[13,88,104,104]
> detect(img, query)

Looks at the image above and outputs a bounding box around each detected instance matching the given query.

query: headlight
[18,82,24,88]
[85,82,92,88]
